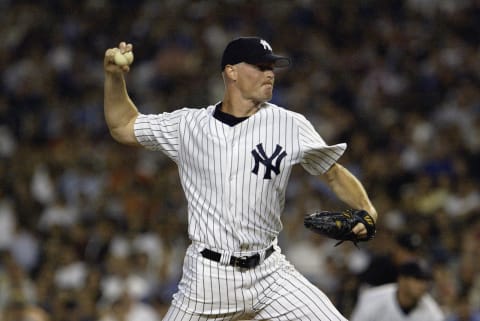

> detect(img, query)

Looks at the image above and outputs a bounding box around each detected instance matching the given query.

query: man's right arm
[104,42,140,146]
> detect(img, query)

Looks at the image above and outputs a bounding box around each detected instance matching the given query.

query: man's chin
[261,93,273,102]
[252,92,273,105]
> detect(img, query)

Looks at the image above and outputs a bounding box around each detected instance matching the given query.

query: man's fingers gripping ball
[114,51,134,66]
[304,209,376,246]
[104,42,134,73]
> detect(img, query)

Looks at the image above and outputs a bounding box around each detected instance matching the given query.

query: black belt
[200,245,275,269]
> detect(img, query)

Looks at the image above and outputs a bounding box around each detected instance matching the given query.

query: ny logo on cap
[260,39,272,51]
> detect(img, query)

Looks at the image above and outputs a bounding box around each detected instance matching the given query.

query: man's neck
[221,93,263,117]
[396,289,418,315]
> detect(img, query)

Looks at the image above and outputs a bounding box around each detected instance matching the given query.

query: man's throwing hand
[104,41,134,73]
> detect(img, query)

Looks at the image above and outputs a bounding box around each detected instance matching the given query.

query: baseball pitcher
[103,37,378,321]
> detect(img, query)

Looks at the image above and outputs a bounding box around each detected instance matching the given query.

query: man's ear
[224,65,237,81]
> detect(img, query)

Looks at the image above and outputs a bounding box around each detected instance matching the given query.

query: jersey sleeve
[134,110,184,162]
[295,113,347,175]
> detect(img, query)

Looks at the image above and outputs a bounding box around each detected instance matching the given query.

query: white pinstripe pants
[162,243,348,321]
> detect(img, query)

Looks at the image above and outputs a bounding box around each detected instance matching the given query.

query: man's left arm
[321,163,378,236]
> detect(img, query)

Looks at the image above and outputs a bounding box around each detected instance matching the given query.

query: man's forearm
[322,163,378,221]
[104,72,139,145]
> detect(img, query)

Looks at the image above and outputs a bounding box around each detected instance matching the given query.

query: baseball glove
[304,209,376,246]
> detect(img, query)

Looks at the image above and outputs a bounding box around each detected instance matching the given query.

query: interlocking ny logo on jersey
[251,143,287,179]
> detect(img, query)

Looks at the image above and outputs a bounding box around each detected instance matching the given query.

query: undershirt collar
[213,102,249,127]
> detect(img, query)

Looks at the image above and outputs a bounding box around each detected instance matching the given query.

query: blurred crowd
[1,0,480,320]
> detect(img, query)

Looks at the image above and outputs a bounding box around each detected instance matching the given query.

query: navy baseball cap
[221,37,291,70]
[395,232,423,252]
[398,261,433,280]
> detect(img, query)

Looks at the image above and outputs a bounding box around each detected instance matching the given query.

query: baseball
[113,51,134,66]
[124,51,134,64]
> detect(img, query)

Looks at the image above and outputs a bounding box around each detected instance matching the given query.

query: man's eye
[256,64,274,71]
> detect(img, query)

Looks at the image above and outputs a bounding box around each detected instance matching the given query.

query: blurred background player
[350,260,444,321]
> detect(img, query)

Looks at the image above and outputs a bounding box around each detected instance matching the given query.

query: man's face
[401,276,430,301]
[235,62,275,103]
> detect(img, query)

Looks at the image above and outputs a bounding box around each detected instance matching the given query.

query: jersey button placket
[223,128,234,225]
[225,127,244,245]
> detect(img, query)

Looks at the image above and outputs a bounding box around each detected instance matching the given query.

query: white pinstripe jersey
[134,102,346,253]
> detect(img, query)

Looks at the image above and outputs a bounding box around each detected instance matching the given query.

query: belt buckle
[234,254,260,269]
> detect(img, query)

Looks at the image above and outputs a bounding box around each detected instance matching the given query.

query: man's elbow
[107,115,139,146]
[323,163,341,183]
[109,127,139,146]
